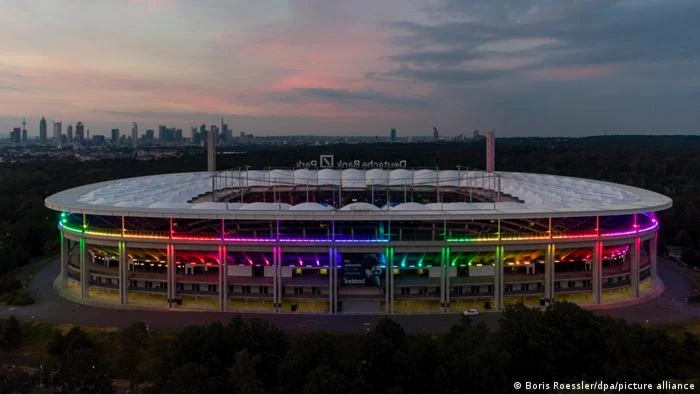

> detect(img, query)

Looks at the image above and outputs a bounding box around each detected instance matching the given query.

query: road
[1,258,698,334]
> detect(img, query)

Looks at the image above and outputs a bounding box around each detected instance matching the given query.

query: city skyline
[1,0,699,137]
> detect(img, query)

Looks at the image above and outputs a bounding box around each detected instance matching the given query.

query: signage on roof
[295,154,407,169]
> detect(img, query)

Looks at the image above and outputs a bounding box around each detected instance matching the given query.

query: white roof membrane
[45,170,672,219]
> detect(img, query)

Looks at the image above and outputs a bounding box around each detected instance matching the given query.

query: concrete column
[592,241,603,304]
[650,233,658,286]
[444,247,451,312]
[276,246,283,312]
[167,244,176,307]
[118,241,128,305]
[384,248,394,314]
[79,237,89,299]
[336,249,341,313]
[272,247,278,312]
[218,245,227,312]
[440,248,446,312]
[60,232,68,285]
[494,245,504,311]
[328,248,334,313]
[631,237,640,297]
[544,243,555,303]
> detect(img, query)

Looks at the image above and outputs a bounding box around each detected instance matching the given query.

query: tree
[358,318,408,393]
[110,322,148,391]
[674,229,694,248]
[47,327,112,394]
[0,364,32,394]
[278,332,341,394]
[0,316,21,351]
[53,348,112,394]
[301,365,350,394]
[227,350,266,394]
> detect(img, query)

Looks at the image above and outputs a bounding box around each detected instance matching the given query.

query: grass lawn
[8,255,58,284]
[660,319,700,338]
[664,258,700,291]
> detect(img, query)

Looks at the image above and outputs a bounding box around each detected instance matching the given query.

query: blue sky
[1,0,699,137]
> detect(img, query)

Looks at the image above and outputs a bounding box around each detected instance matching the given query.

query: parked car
[463,308,480,316]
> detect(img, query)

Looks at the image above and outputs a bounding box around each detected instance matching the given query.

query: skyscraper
[390,128,397,142]
[145,129,154,140]
[66,124,73,143]
[433,127,439,140]
[131,122,138,143]
[39,117,47,143]
[21,117,27,143]
[10,127,21,143]
[111,128,120,143]
[221,118,231,145]
[191,126,200,146]
[53,121,62,146]
[75,122,85,142]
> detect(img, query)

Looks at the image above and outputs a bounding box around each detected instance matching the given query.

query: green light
[400,255,407,268]
[417,254,425,268]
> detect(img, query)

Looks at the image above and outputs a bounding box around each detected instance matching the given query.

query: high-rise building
[433,127,439,140]
[131,122,138,143]
[390,128,397,142]
[221,118,231,145]
[53,121,62,146]
[10,127,21,143]
[207,126,217,172]
[92,135,106,146]
[191,126,200,146]
[39,117,47,143]
[75,122,85,142]
[145,129,154,140]
[21,117,27,143]
[66,124,73,143]
[111,128,120,143]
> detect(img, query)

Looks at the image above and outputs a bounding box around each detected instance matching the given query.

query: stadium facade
[45,164,672,313]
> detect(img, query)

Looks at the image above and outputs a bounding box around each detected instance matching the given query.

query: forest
[1,135,699,278]
[1,303,699,393]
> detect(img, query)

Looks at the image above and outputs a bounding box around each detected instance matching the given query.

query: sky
[1,0,699,137]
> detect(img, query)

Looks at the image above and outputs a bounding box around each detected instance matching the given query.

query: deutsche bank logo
[320,154,334,168]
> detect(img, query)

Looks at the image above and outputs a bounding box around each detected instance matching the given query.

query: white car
[463,309,480,316]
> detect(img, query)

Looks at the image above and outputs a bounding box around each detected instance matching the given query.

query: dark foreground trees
[2,302,699,393]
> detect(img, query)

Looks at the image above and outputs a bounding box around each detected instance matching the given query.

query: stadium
[44,147,672,314]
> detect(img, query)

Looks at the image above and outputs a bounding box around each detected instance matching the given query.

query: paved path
[1,259,698,334]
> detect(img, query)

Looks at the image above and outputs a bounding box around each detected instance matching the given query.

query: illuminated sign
[295,154,407,169]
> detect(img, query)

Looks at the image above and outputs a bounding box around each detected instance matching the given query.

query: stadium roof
[45,170,672,220]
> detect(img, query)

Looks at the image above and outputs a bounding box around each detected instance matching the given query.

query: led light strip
[60,214,657,244]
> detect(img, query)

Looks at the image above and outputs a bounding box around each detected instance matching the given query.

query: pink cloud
[527,64,617,80]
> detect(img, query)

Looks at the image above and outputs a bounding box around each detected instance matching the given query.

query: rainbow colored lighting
[59,212,659,245]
